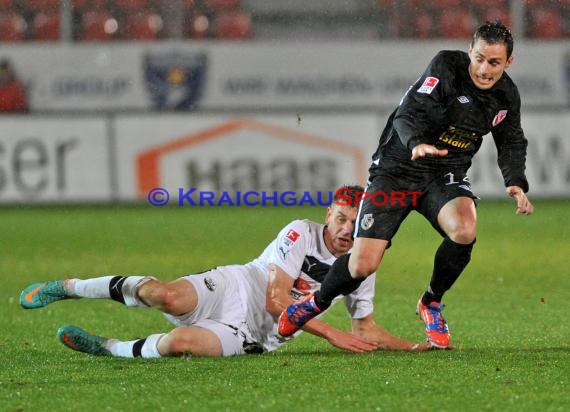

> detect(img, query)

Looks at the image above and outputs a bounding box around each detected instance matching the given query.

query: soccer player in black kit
[278,21,534,348]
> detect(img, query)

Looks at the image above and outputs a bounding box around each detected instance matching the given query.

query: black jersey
[371,50,529,192]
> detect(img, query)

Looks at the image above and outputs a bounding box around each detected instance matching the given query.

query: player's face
[468,39,513,90]
[324,204,357,257]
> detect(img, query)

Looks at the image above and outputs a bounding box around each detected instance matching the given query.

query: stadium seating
[214,9,252,39]
[187,13,210,39]
[0,0,15,10]
[439,8,475,38]
[122,11,162,40]
[483,6,512,28]
[80,9,118,41]
[114,0,149,13]
[204,0,241,12]
[31,10,60,40]
[0,11,27,41]
[528,7,564,38]
[22,0,60,12]
[471,0,506,6]
[413,12,434,39]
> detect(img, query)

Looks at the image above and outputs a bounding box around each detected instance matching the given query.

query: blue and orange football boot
[278,293,322,337]
[416,297,450,348]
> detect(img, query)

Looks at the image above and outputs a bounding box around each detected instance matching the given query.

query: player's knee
[447,222,476,244]
[139,283,184,314]
[160,328,195,356]
[157,287,186,314]
[348,256,378,279]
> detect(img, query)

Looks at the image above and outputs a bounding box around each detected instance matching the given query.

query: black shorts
[354,170,478,241]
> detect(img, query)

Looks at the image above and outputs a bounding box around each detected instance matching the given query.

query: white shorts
[163,267,261,357]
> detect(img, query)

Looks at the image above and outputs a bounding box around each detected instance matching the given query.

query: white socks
[65,276,155,307]
[106,333,165,358]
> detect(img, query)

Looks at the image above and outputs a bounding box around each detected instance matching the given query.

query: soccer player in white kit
[21,185,432,358]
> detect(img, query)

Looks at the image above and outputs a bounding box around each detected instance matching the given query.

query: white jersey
[235,219,376,352]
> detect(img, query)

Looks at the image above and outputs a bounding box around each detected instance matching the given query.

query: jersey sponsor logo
[437,125,479,150]
[492,110,508,127]
[417,76,439,94]
[361,213,374,231]
[457,96,469,104]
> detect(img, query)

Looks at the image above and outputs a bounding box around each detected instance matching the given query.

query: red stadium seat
[122,11,162,40]
[528,7,564,38]
[203,0,241,12]
[22,0,60,12]
[484,6,512,28]
[114,0,149,12]
[0,11,27,41]
[427,0,461,8]
[214,10,251,40]
[80,10,118,41]
[71,0,89,10]
[439,9,475,38]
[79,0,108,11]
[413,12,434,39]
[32,10,60,41]
[186,13,210,39]
[0,0,16,10]
[471,0,506,7]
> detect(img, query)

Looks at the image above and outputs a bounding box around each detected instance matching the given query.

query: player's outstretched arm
[266,265,378,353]
[351,315,452,351]
[506,186,534,215]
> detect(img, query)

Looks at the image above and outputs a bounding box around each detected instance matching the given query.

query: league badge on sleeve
[417,76,439,94]
[278,229,301,259]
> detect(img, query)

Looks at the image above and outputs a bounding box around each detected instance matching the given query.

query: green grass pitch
[1,200,569,411]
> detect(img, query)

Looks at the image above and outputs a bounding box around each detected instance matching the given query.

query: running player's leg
[279,177,410,336]
[419,173,477,304]
[314,176,410,311]
[416,172,477,347]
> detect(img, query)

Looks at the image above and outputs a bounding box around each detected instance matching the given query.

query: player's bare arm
[506,186,534,215]
[351,315,435,351]
[267,264,378,353]
[410,143,449,161]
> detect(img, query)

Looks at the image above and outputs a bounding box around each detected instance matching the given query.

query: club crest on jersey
[204,277,216,291]
[492,110,508,127]
[417,76,439,94]
[361,214,374,231]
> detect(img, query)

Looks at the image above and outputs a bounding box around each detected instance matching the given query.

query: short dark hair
[472,21,514,59]
[333,184,365,207]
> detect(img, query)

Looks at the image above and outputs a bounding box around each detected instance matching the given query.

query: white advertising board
[0,117,111,202]
[3,41,568,112]
[114,114,380,203]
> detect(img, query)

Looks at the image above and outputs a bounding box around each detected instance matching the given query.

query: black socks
[314,254,365,310]
[422,237,475,304]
